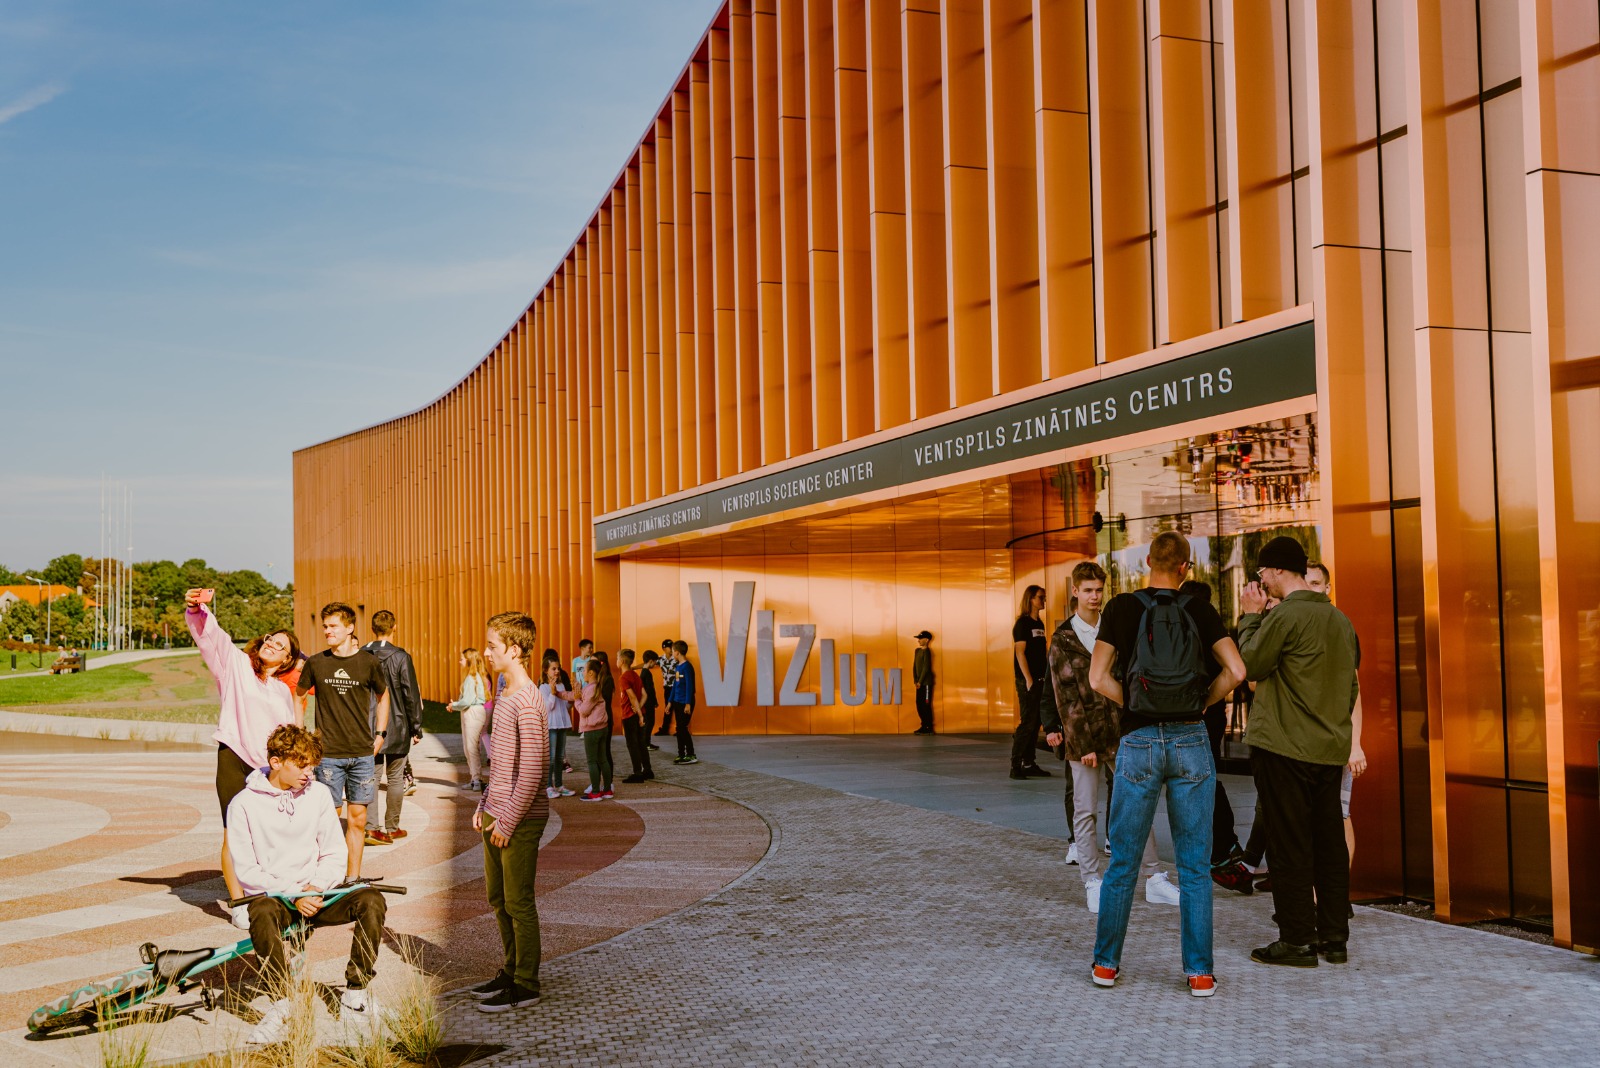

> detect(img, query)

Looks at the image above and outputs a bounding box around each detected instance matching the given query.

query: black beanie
[1257,536,1309,576]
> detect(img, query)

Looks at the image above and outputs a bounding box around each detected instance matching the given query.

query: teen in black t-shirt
[298,647,388,757]
[1010,585,1050,777]
[1096,589,1229,736]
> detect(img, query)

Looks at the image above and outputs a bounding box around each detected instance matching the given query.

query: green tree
[2,599,41,641]
[54,593,87,625]
[42,554,86,590]
[181,558,219,592]
[0,563,19,585]
[138,559,186,603]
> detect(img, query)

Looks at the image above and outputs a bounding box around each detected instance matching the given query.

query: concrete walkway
[448,743,1599,1067]
[2,732,1595,1066]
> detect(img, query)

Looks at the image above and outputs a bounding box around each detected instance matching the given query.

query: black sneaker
[643,769,656,780]
[467,972,512,1000]
[646,743,660,751]
[679,755,699,765]
[475,983,540,1012]
[622,773,647,783]
[1008,767,1028,780]
[1315,941,1349,963]
[1022,764,1052,778]
[1250,941,1318,968]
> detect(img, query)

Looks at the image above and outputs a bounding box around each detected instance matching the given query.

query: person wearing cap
[1237,535,1361,969]
[911,631,935,734]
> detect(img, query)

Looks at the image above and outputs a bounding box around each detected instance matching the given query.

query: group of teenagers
[186,529,1355,1033]
[1012,531,1364,997]
[189,586,706,1040]
[187,590,430,1043]
[448,636,701,801]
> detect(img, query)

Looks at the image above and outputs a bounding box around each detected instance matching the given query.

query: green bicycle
[26,882,406,1035]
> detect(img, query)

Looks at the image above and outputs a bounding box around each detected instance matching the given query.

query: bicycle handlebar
[226,883,407,909]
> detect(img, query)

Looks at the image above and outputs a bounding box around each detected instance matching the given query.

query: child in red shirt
[618,649,653,783]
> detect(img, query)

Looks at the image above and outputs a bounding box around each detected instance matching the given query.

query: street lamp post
[21,575,51,648]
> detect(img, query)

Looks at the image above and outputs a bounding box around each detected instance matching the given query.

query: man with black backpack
[1087,532,1244,998]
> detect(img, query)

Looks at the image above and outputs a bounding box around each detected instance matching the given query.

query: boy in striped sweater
[467,612,550,1013]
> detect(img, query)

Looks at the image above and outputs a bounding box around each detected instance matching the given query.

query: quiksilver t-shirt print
[297,649,388,758]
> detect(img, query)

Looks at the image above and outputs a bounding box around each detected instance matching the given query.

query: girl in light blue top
[540,660,575,798]
[447,648,490,791]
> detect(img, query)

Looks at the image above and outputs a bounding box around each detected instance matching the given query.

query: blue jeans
[1093,722,1215,977]
[316,755,378,807]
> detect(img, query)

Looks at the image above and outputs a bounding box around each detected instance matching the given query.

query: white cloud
[0,81,65,125]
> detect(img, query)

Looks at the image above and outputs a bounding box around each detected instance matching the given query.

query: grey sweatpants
[383,755,409,832]
[1070,755,1159,886]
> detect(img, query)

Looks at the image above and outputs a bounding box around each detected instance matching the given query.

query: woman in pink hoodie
[184,588,303,915]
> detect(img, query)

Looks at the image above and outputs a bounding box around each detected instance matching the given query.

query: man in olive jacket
[1041,561,1163,913]
[1238,536,1361,968]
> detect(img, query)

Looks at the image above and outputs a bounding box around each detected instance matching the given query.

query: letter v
[689,581,754,706]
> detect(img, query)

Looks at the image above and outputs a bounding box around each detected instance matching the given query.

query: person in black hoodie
[364,610,424,845]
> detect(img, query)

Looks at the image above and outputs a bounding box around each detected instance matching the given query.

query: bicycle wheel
[26,966,155,1034]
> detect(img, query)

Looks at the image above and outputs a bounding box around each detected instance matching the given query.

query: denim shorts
[316,755,378,807]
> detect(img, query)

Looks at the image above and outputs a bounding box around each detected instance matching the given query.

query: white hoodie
[226,769,348,896]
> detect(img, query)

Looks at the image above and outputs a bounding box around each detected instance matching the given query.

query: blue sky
[0,0,716,581]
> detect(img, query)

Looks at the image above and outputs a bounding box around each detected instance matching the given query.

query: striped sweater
[477,682,550,836]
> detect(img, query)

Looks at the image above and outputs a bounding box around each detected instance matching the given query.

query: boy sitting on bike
[228,724,388,1044]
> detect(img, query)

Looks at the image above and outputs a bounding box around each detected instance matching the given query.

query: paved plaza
[1,730,1596,1066]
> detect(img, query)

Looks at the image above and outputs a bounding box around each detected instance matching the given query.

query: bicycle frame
[26,882,406,1034]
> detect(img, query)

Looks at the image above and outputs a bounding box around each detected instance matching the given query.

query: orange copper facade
[294,2,1600,949]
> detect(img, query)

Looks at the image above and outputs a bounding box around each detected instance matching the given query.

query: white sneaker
[340,986,384,1023]
[1145,871,1181,905]
[230,904,252,931]
[546,786,559,799]
[246,998,294,1046]
[1086,879,1102,914]
[558,786,574,797]
[1063,842,1080,865]
[1103,840,1112,856]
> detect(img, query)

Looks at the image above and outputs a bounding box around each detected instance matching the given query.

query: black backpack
[1124,589,1210,718]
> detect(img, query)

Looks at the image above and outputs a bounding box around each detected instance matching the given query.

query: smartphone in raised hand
[197,589,215,604]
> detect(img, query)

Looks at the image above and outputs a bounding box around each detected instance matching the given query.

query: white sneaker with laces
[230,904,252,931]
[546,786,559,799]
[558,785,574,797]
[1144,871,1181,905]
[1086,879,1102,914]
[246,998,294,1046]
[1063,841,1080,865]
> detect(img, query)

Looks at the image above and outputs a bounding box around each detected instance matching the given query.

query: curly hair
[266,724,323,766]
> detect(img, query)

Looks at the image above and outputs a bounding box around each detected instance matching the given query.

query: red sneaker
[1188,974,1217,997]
[602,789,614,799]
[1092,965,1118,988]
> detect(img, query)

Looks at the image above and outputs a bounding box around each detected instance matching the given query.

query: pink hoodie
[574,682,608,732]
[226,769,347,895]
[187,606,298,769]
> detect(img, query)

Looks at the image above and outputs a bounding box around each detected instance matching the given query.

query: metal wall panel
[291,0,1600,948]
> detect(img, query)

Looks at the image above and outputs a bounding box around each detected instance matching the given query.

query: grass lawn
[0,649,106,676]
[0,653,219,722]
[0,657,471,733]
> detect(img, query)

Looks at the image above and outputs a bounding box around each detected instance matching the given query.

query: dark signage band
[596,321,1315,551]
